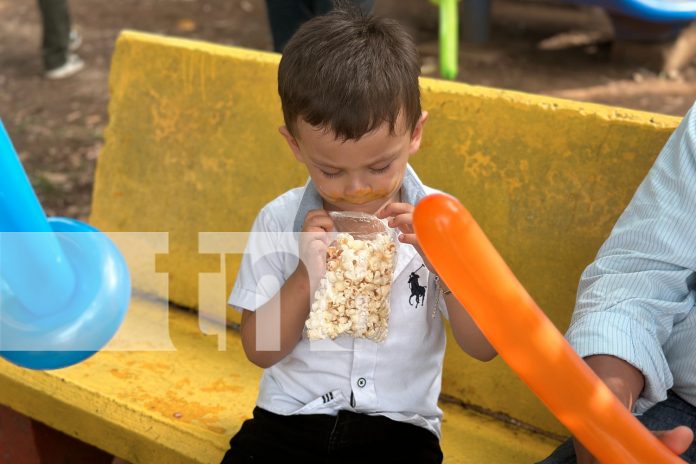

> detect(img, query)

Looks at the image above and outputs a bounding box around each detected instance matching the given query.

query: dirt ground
[1,0,695,219]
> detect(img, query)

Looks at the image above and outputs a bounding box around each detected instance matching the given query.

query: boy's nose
[345,176,370,195]
[343,181,376,204]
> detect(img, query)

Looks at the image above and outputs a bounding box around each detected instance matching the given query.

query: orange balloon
[413,194,685,464]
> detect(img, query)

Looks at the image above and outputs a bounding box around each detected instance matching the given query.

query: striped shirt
[567,103,696,414]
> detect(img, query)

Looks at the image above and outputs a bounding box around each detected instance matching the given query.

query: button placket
[349,338,378,409]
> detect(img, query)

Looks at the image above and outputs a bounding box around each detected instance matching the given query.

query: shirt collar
[292,164,427,233]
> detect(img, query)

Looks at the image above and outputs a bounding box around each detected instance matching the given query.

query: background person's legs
[265,0,318,53]
[37,0,72,71]
[265,0,374,52]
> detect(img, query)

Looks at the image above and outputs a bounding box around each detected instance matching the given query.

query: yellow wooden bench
[0,31,682,463]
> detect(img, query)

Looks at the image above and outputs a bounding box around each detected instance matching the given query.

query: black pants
[36,0,72,70]
[265,0,374,52]
[221,407,443,464]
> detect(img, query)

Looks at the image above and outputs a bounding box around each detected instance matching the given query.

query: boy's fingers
[304,213,334,232]
[380,203,413,217]
[376,206,392,219]
[378,203,413,219]
[311,217,335,232]
[306,238,327,255]
[397,234,434,272]
[388,213,414,232]
[304,210,323,222]
[398,233,418,246]
[305,209,332,223]
[302,236,328,267]
[304,228,331,246]
[300,245,327,280]
[305,227,328,237]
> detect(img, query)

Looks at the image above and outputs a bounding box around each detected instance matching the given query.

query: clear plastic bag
[305,212,398,342]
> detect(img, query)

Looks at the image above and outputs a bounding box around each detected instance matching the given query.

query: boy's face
[280,112,428,213]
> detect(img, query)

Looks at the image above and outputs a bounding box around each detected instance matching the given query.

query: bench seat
[0,297,558,463]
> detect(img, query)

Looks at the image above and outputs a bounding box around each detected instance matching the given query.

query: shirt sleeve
[566,105,696,413]
[228,207,298,313]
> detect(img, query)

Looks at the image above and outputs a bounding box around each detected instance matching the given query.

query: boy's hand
[378,203,436,273]
[296,209,334,288]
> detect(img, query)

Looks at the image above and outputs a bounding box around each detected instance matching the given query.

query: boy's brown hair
[278,2,421,141]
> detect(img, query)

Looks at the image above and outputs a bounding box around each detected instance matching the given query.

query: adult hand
[574,426,694,463]
[575,355,694,463]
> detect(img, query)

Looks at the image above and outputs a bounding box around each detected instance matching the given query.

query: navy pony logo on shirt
[408,264,427,308]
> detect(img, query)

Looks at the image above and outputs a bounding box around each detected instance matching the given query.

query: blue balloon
[563,0,696,22]
[0,119,131,370]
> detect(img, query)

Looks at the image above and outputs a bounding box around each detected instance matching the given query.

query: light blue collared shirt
[567,103,696,414]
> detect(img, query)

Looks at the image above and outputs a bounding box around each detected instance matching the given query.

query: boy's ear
[408,111,429,155]
[279,126,304,163]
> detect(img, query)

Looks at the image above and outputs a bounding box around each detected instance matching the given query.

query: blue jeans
[538,391,696,464]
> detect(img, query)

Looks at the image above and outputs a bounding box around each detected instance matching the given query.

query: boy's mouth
[324,190,388,205]
[322,191,399,217]
[318,179,402,213]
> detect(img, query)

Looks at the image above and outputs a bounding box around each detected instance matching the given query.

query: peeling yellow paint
[138,361,172,375]
[110,368,136,380]
[201,379,244,393]
[128,387,226,428]
[463,151,498,178]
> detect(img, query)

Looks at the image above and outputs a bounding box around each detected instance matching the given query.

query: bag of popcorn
[305,212,398,342]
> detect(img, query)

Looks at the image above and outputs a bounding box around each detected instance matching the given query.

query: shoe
[45,54,85,80]
[69,30,82,52]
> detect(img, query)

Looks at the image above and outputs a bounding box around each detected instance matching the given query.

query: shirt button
[357,377,367,388]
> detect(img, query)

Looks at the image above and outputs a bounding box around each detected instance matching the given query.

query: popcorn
[305,231,396,342]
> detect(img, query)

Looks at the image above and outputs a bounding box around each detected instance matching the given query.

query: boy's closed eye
[319,162,392,178]
[370,163,392,174]
[320,169,342,178]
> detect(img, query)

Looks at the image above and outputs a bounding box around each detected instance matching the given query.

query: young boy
[224,6,496,463]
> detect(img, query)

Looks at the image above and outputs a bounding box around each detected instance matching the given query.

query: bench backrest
[91,31,681,435]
